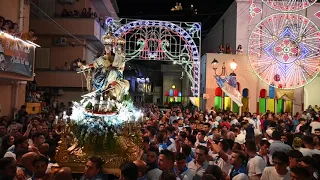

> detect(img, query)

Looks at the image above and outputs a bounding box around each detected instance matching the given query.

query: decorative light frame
[105,18,201,97]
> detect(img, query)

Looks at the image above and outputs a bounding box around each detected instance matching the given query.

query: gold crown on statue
[102,32,116,45]
[116,36,126,45]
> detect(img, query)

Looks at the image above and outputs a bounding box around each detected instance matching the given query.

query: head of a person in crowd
[218,140,230,153]
[244,140,257,157]
[120,161,138,180]
[158,150,175,171]
[230,150,247,168]
[196,130,206,142]
[314,129,320,136]
[272,151,289,175]
[166,126,175,138]
[299,156,317,177]
[145,126,156,138]
[159,124,165,131]
[203,123,211,134]
[21,152,37,173]
[14,136,29,151]
[195,145,208,165]
[159,170,176,180]
[172,120,178,130]
[190,121,196,130]
[32,155,48,178]
[181,144,192,157]
[178,131,187,142]
[41,124,49,136]
[175,153,187,172]
[302,135,315,149]
[288,150,303,169]
[0,123,6,137]
[271,130,282,141]
[205,165,223,180]
[83,156,104,179]
[184,127,192,135]
[299,118,306,125]
[15,148,28,165]
[1,135,14,152]
[133,160,147,178]
[32,132,45,147]
[290,166,312,180]
[146,147,159,165]
[292,137,303,150]
[184,135,196,147]
[0,157,17,180]
[39,143,50,156]
[54,167,73,180]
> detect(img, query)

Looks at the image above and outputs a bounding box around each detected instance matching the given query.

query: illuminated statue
[77,32,130,113]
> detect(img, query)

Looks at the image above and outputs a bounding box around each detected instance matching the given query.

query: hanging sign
[0,32,35,77]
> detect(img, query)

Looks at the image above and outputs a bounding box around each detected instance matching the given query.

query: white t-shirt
[247,155,267,179]
[211,154,232,175]
[230,119,239,125]
[261,167,290,180]
[310,121,320,134]
[299,148,320,157]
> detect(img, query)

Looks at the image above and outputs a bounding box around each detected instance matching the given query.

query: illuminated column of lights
[106,18,201,97]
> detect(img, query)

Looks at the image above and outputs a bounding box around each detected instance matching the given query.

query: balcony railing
[35,70,86,88]
[30,18,105,40]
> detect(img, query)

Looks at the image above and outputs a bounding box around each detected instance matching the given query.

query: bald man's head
[133,160,147,177]
[54,167,73,180]
[21,152,37,171]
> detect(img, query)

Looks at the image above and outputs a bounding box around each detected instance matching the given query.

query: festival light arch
[105,17,201,97]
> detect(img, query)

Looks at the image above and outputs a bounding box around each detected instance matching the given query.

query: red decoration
[165,92,169,96]
[237,82,240,91]
[174,90,178,97]
[215,87,222,96]
[260,89,267,98]
[274,74,280,82]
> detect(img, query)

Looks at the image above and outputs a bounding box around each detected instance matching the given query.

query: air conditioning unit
[54,37,67,46]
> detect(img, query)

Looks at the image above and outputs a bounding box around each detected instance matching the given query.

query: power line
[28,0,85,45]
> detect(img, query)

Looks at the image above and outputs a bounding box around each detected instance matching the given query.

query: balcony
[35,70,86,88]
[30,18,105,48]
[90,0,119,18]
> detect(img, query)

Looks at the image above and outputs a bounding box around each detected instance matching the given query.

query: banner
[0,32,35,77]
[215,76,243,106]
[276,89,294,100]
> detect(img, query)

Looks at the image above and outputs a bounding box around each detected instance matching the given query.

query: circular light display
[262,0,316,12]
[248,13,320,89]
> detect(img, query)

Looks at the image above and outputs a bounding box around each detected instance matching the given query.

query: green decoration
[259,98,266,114]
[214,96,222,110]
[232,102,239,113]
[277,99,284,113]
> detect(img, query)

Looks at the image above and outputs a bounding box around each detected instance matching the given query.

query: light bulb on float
[230,59,237,71]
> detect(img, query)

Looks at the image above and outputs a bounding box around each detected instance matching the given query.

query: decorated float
[54,31,143,176]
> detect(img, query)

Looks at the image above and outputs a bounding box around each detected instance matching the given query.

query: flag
[215,76,243,106]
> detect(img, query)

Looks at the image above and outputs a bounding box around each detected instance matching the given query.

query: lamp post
[211,59,238,77]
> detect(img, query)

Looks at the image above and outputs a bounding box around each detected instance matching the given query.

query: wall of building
[55,89,84,105]
[203,53,310,114]
[0,83,26,117]
[202,1,237,54]
[50,46,85,70]
[304,77,320,108]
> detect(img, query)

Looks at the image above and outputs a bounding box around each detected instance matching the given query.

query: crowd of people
[1,102,320,180]
[60,8,105,30]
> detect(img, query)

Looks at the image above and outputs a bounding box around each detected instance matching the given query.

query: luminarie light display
[248,13,320,89]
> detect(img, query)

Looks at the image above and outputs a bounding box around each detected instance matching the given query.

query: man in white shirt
[228,150,249,180]
[299,135,320,156]
[230,114,239,125]
[175,153,195,180]
[261,151,290,180]
[245,140,266,180]
[310,120,320,134]
[208,139,231,175]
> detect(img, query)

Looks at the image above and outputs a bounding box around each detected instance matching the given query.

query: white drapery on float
[215,75,243,107]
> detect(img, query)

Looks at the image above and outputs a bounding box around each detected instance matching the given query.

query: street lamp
[211,58,237,77]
